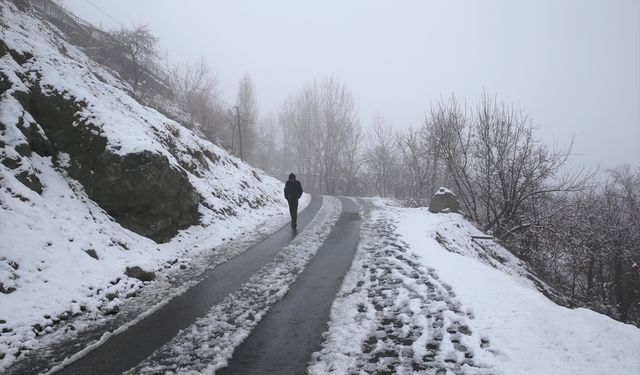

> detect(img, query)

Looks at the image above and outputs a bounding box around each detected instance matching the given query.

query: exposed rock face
[428,187,461,213]
[84,249,99,260]
[24,85,200,242]
[125,266,156,282]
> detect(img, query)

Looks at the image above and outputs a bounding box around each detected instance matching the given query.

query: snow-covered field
[0,2,302,370]
[312,199,640,375]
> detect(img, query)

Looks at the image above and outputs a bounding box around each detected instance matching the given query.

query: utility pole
[234,105,244,161]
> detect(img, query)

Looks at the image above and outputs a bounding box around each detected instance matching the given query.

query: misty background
[62,0,639,169]
[1,0,640,359]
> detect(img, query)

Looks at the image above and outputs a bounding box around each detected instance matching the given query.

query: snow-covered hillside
[310,200,640,375]
[0,2,299,369]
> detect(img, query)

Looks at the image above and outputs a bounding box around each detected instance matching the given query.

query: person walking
[284,173,303,228]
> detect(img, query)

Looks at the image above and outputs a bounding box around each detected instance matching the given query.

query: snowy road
[45,195,364,374]
[218,197,361,374]
[51,196,329,374]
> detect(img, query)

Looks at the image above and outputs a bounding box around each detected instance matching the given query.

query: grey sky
[63,0,639,169]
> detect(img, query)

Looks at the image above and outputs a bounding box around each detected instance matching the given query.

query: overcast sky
[63,0,639,169]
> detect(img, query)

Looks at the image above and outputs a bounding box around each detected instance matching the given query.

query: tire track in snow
[126,196,342,374]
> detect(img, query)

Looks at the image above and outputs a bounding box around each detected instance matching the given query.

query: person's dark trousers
[287,198,299,227]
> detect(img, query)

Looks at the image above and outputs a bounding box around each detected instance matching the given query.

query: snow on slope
[0,2,303,370]
[395,207,640,375]
[311,201,639,375]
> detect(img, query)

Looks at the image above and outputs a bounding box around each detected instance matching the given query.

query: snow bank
[394,207,640,375]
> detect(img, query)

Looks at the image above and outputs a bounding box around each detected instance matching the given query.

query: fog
[63,0,639,168]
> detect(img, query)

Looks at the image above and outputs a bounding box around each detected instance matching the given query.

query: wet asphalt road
[56,196,324,375]
[218,197,362,375]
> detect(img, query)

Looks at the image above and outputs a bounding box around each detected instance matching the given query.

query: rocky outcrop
[21,83,200,242]
[428,187,461,214]
[3,68,200,242]
[2,34,202,242]
[125,266,156,282]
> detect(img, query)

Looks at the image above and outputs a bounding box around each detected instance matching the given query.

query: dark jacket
[284,180,303,201]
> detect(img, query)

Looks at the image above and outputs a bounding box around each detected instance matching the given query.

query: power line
[83,0,123,28]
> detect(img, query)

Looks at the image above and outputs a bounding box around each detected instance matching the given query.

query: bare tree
[276,78,359,194]
[318,78,358,194]
[425,94,590,236]
[168,57,218,111]
[428,96,479,220]
[112,24,158,91]
[236,73,258,162]
[513,167,640,325]
[365,114,398,197]
[472,93,591,237]
[341,122,364,195]
[253,113,278,172]
[167,57,222,139]
[396,126,442,203]
[279,85,322,190]
[278,98,295,179]
[606,166,640,321]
